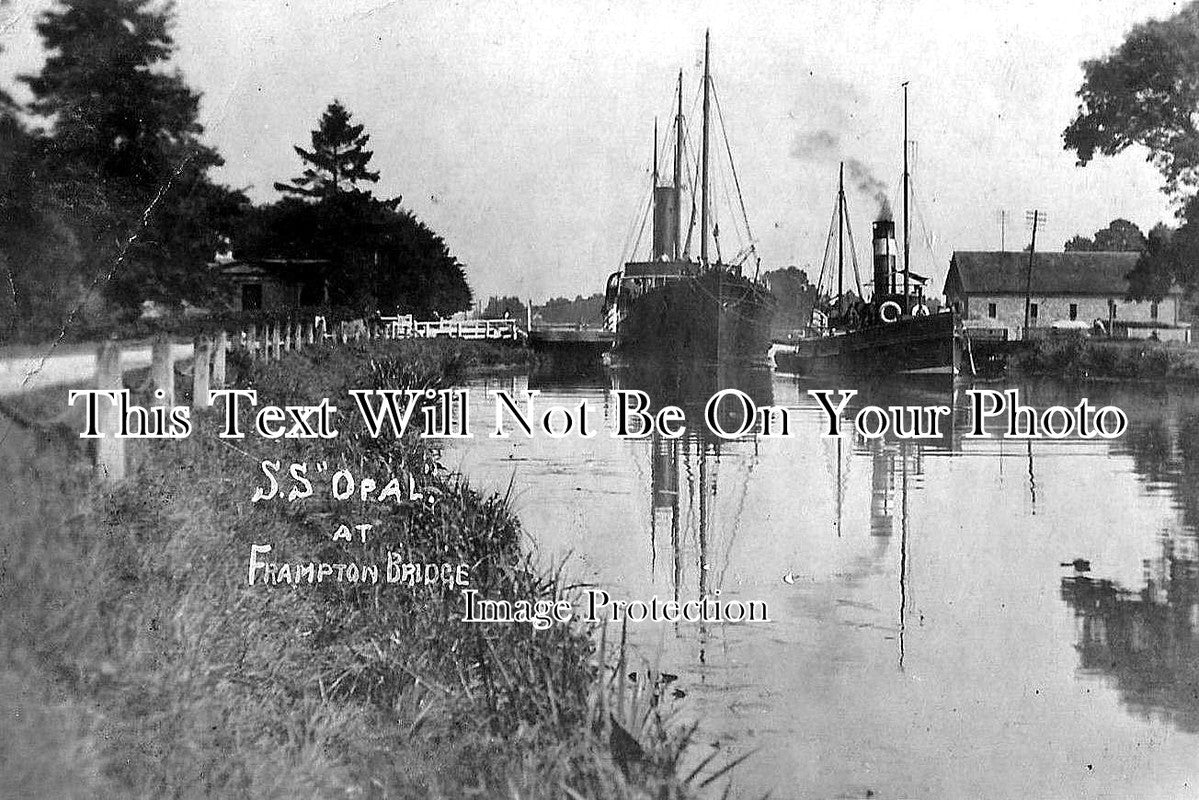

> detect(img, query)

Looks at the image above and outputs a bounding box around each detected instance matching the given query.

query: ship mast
[700,30,711,267]
[652,118,659,187]
[674,71,684,260]
[902,81,910,311]
[838,161,845,301]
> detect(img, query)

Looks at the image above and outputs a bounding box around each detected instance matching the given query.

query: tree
[1127,222,1181,300]
[1064,3,1199,301]
[274,100,382,200]
[1063,219,1147,252]
[242,101,470,317]
[24,0,221,197]
[18,0,236,321]
[1063,3,1199,195]
[483,296,526,319]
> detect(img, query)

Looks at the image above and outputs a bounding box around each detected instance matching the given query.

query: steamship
[774,86,961,377]
[602,34,776,365]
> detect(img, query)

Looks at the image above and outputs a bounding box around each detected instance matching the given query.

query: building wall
[962,293,1179,332]
[231,279,303,312]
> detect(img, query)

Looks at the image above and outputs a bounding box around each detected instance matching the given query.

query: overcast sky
[0,0,1185,302]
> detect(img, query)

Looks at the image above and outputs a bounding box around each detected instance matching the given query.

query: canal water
[449,366,1199,799]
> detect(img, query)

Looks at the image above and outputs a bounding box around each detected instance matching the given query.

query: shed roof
[947,251,1160,296]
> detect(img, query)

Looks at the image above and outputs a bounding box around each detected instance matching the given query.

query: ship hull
[774,312,961,377]
[611,270,776,365]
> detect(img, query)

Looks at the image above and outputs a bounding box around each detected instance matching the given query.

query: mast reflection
[612,361,770,664]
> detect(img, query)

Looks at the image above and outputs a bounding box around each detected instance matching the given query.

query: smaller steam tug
[774,84,962,377]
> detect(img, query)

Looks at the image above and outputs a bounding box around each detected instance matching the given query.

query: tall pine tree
[24,0,220,198]
[274,100,382,200]
[19,0,238,320]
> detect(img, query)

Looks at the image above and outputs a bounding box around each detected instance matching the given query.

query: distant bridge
[525,323,614,358]
[377,315,523,341]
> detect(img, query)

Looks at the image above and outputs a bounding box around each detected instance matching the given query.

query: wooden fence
[86,319,333,482]
[9,314,518,484]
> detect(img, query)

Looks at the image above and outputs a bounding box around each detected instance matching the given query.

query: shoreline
[1003,336,1199,384]
[0,338,704,799]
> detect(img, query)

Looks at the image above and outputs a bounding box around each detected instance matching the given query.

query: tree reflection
[1061,529,1199,733]
[1064,397,1199,734]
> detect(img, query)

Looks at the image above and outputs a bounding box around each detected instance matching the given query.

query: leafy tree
[236,195,471,318]
[539,294,605,325]
[482,296,526,319]
[1063,3,1199,195]
[274,100,382,200]
[1064,3,1199,301]
[0,113,95,341]
[1063,218,1147,252]
[241,101,470,318]
[1127,222,1182,300]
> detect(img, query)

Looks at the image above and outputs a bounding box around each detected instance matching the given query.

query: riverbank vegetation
[0,340,709,799]
[1010,336,1199,382]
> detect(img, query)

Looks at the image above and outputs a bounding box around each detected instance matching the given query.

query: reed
[0,339,729,799]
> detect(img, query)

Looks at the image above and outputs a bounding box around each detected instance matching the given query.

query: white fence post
[94,341,126,482]
[212,330,228,388]
[192,335,212,409]
[150,337,175,407]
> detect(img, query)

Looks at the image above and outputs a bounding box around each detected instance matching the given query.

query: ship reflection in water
[454,371,1199,799]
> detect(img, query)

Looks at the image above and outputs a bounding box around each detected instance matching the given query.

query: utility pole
[1024,210,1046,337]
[998,209,1007,252]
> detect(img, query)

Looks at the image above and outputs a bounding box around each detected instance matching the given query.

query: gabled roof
[947,251,1158,296]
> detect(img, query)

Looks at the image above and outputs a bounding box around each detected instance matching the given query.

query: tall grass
[0,339,709,799]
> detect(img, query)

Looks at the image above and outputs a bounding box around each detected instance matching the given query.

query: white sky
[0,0,1184,302]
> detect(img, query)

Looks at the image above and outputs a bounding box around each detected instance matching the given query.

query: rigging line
[710,78,759,277]
[715,144,746,252]
[682,133,703,259]
[620,133,663,263]
[815,191,840,298]
[907,176,939,255]
[629,187,654,263]
[706,101,747,252]
[618,181,654,267]
[843,204,865,297]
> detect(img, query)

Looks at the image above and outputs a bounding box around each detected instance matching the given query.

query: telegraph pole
[1024,210,1046,337]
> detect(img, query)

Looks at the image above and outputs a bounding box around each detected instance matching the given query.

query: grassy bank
[0,340,704,799]
[1008,336,1199,382]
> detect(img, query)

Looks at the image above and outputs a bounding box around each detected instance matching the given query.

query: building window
[1030,303,1038,320]
[987,302,997,319]
[1151,302,1159,320]
[1069,303,1078,321]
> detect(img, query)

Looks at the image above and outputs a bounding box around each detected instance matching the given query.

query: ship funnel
[652,186,678,260]
[872,219,897,300]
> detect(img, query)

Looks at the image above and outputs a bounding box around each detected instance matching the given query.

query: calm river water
[450,365,1199,800]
